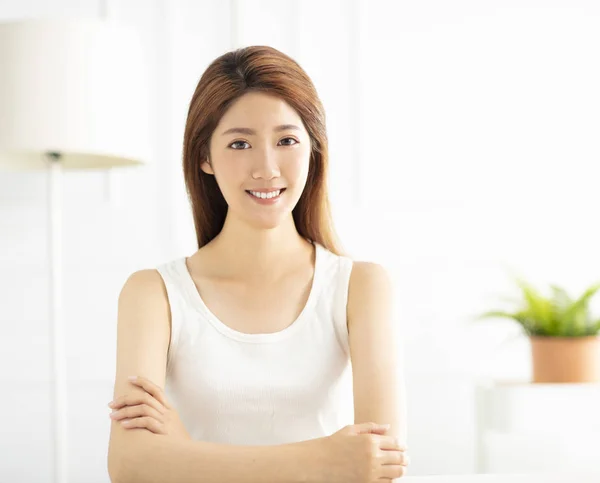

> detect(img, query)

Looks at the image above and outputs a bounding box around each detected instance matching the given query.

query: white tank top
[155,242,355,445]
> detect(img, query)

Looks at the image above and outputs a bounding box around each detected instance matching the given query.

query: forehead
[218,91,303,127]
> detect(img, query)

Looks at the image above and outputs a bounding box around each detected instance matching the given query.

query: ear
[200,157,214,175]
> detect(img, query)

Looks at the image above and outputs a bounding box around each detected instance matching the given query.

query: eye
[278,137,299,146]
[229,138,299,150]
[229,140,250,150]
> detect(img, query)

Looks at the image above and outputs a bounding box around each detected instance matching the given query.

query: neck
[207,212,313,280]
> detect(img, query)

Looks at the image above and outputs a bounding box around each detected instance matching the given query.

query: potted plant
[477,278,600,383]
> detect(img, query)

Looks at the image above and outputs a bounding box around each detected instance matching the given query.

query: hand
[108,376,191,440]
[316,422,410,482]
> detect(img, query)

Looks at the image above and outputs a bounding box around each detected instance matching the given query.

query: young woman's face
[203,91,312,229]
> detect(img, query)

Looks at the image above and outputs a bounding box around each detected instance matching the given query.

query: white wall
[0,1,170,481]
[1,0,600,481]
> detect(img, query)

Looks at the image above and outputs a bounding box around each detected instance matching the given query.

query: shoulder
[120,268,165,295]
[347,261,393,328]
[116,269,173,346]
[118,269,168,310]
[349,261,392,294]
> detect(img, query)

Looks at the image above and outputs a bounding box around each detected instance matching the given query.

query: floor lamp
[0,19,149,483]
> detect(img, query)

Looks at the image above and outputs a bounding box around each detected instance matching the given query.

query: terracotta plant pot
[530,335,600,383]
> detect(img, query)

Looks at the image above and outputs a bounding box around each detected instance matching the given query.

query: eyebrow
[220,124,301,136]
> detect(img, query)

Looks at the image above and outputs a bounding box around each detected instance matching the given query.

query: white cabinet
[474,378,600,474]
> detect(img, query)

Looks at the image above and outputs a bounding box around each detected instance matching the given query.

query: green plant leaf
[549,285,572,313]
[513,276,554,334]
[563,282,600,336]
[549,285,573,335]
[477,278,600,337]
[476,310,519,320]
[474,310,535,335]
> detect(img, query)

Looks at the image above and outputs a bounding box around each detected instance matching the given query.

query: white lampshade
[0,18,150,170]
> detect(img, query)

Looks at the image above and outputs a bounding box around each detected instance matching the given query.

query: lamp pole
[47,151,67,483]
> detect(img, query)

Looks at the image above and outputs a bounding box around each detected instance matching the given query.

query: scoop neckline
[179,242,323,343]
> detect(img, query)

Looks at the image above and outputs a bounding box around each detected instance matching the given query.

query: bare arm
[107,269,324,483]
[110,429,322,483]
[347,261,408,446]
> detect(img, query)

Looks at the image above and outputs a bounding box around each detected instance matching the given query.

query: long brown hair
[182,45,344,256]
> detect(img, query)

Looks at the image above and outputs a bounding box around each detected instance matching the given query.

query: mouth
[245,188,286,201]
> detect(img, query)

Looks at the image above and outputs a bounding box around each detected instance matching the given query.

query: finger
[111,393,165,414]
[377,435,408,451]
[380,450,410,466]
[379,464,406,479]
[121,416,165,435]
[355,422,390,435]
[128,376,170,409]
[110,404,164,423]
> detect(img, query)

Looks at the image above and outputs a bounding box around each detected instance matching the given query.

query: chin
[248,215,289,231]
[235,192,299,231]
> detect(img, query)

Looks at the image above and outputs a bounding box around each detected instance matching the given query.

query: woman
[107,45,408,483]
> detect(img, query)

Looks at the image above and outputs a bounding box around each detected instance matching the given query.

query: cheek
[214,162,243,192]
[287,153,311,186]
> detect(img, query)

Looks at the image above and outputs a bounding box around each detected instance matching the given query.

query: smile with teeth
[247,188,285,199]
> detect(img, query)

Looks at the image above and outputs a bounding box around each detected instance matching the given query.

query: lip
[245,188,286,205]
[246,188,286,193]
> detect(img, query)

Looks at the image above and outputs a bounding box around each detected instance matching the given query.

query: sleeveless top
[155,242,355,446]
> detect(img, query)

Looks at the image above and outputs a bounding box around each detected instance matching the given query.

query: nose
[251,148,280,180]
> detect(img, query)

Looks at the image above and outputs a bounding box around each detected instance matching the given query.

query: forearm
[110,431,324,483]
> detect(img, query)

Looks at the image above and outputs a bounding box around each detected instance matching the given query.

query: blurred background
[1,0,600,481]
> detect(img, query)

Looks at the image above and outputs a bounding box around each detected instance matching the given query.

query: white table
[402,474,600,482]
[474,378,600,474]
